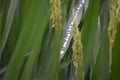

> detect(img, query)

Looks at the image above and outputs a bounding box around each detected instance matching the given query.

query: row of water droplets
[60,0,85,59]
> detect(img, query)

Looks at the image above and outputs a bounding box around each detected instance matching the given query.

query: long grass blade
[20,7,50,80]
[111,23,120,80]
[81,0,101,73]
[0,0,18,56]
[91,30,109,80]
[4,0,45,80]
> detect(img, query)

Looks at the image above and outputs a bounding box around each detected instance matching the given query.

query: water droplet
[60,51,64,55]
[79,4,82,7]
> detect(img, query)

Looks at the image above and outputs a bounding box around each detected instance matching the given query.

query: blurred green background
[0,0,120,80]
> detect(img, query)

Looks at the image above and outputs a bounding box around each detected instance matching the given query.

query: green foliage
[0,0,120,80]
[81,0,101,72]
[111,23,120,80]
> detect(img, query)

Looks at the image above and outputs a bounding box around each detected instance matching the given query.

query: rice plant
[0,0,120,80]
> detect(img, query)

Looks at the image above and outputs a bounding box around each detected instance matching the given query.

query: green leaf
[111,23,120,80]
[4,0,46,80]
[20,7,50,80]
[81,0,101,73]
[91,29,109,80]
[0,13,2,39]
[0,0,17,56]
[3,6,20,65]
